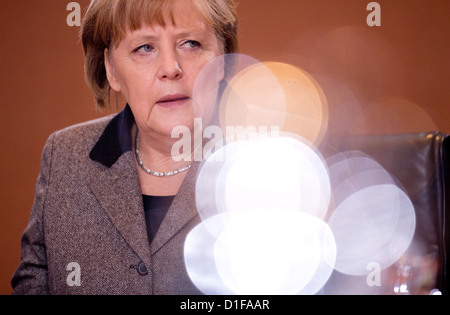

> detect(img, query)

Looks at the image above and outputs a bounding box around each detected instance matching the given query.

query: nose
[157,50,183,81]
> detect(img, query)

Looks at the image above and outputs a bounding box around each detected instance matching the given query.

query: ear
[104,48,121,92]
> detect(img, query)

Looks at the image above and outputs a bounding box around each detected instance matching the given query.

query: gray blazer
[11,105,202,295]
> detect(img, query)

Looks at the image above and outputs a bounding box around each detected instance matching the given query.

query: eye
[181,40,201,49]
[133,44,154,54]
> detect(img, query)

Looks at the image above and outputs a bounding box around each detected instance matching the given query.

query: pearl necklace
[134,130,192,177]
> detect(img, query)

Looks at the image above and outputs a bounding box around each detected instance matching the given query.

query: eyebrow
[130,35,158,43]
[127,26,213,44]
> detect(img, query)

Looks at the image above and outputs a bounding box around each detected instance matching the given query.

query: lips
[156,94,190,108]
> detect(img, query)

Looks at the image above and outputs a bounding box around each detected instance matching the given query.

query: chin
[160,118,196,135]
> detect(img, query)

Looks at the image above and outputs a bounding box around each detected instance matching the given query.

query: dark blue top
[89,105,175,245]
[142,195,175,244]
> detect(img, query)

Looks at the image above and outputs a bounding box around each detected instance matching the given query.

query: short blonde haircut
[81,0,239,108]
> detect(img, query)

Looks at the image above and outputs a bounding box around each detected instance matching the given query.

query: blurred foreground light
[224,136,331,219]
[326,151,401,206]
[193,53,261,127]
[354,96,438,135]
[326,152,416,276]
[195,134,331,226]
[187,55,419,293]
[219,59,329,146]
[328,184,416,276]
[188,134,335,294]
[185,211,336,295]
[430,289,442,295]
[188,137,417,294]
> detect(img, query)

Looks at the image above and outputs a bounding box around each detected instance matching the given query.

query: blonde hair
[81,0,239,108]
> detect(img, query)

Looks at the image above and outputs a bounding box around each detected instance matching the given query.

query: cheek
[191,55,224,123]
[118,68,156,105]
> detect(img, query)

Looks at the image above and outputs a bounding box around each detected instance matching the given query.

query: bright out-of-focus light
[430,289,442,295]
[195,134,331,226]
[220,61,287,131]
[223,135,331,219]
[354,96,438,135]
[219,60,329,146]
[184,214,235,295]
[185,211,336,295]
[326,151,416,276]
[188,134,336,295]
[328,184,416,276]
[214,211,335,295]
[187,133,417,294]
[195,139,248,233]
[192,53,262,128]
[313,75,364,140]
[187,54,420,295]
[326,151,401,206]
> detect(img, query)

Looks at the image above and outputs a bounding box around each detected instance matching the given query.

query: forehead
[112,0,214,45]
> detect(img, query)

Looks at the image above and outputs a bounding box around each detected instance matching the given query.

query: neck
[134,127,193,173]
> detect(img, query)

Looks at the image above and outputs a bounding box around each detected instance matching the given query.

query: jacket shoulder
[50,114,117,154]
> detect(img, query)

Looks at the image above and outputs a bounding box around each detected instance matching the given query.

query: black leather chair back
[322,132,449,294]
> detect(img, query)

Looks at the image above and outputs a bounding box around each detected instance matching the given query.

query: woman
[12,0,238,295]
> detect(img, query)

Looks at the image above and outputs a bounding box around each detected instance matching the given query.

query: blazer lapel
[86,103,200,260]
[87,151,152,267]
[150,162,200,255]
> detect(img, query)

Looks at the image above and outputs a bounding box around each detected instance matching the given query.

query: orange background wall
[0,0,449,294]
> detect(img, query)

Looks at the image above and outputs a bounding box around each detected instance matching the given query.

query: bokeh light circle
[195,134,331,225]
[328,184,416,276]
[219,60,329,146]
[185,211,336,295]
[223,135,331,219]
